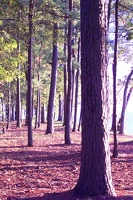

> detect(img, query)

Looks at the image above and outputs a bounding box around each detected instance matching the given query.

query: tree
[64,0,73,144]
[112,0,119,158]
[45,21,58,134]
[74,0,115,197]
[118,69,133,134]
[27,0,35,146]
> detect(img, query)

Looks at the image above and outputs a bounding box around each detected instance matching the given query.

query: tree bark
[63,29,67,126]
[27,0,34,146]
[74,0,115,197]
[72,69,79,132]
[64,0,73,144]
[112,0,119,158]
[16,41,21,128]
[46,22,58,134]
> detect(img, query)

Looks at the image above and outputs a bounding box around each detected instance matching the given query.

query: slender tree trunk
[77,110,81,131]
[35,89,41,128]
[58,94,62,121]
[6,82,11,129]
[118,70,133,134]
[63,25,67,126]
[65,0,73,144]
[72,37,80,132]
[46,22,58,134]
[72,69,79,132]
[16,74,21,127]
[27,0,34,146]
[1,98,6,134]
[118,87,133,134]
[25,90,28,126]
[108,0,112,27]
[71,69,75,117]
[112,0,119,158]
[35,52,41,129]
[16,11,21,128]
[41,104,46,123]
[11,103,15,122]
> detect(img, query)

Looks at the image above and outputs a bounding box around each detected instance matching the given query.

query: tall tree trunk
[46,22,58,134]
[118,70,133,134]
[35,89,41,128]
[72,37,80,132]
[16,10,21,128]
[74,0,115,196]
[27,0,34,146]
[65,0,73,144]
[35,53,41,129]
[112,0,119,158]
[16,63,21,128]
[63,28,67,126]
[71,69,75,117]
[72,69,79,132]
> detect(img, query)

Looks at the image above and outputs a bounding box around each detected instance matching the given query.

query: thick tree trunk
[46,22,58,134]
[74,0,115,197]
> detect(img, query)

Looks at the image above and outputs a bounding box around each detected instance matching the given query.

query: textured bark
[46,22,58,134]
[63,28,67,126]
[27,0,34,146]
[74,0,115,197]
[65,0,73,144]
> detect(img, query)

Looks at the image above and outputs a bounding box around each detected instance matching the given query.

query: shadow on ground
[7,191,133,200]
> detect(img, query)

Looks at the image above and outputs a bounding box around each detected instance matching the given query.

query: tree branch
[118,3,133,12]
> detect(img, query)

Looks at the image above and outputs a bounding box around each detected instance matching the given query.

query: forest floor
[0,122,133,200]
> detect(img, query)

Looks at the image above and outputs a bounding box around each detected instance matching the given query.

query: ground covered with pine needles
[0,122,133,200]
